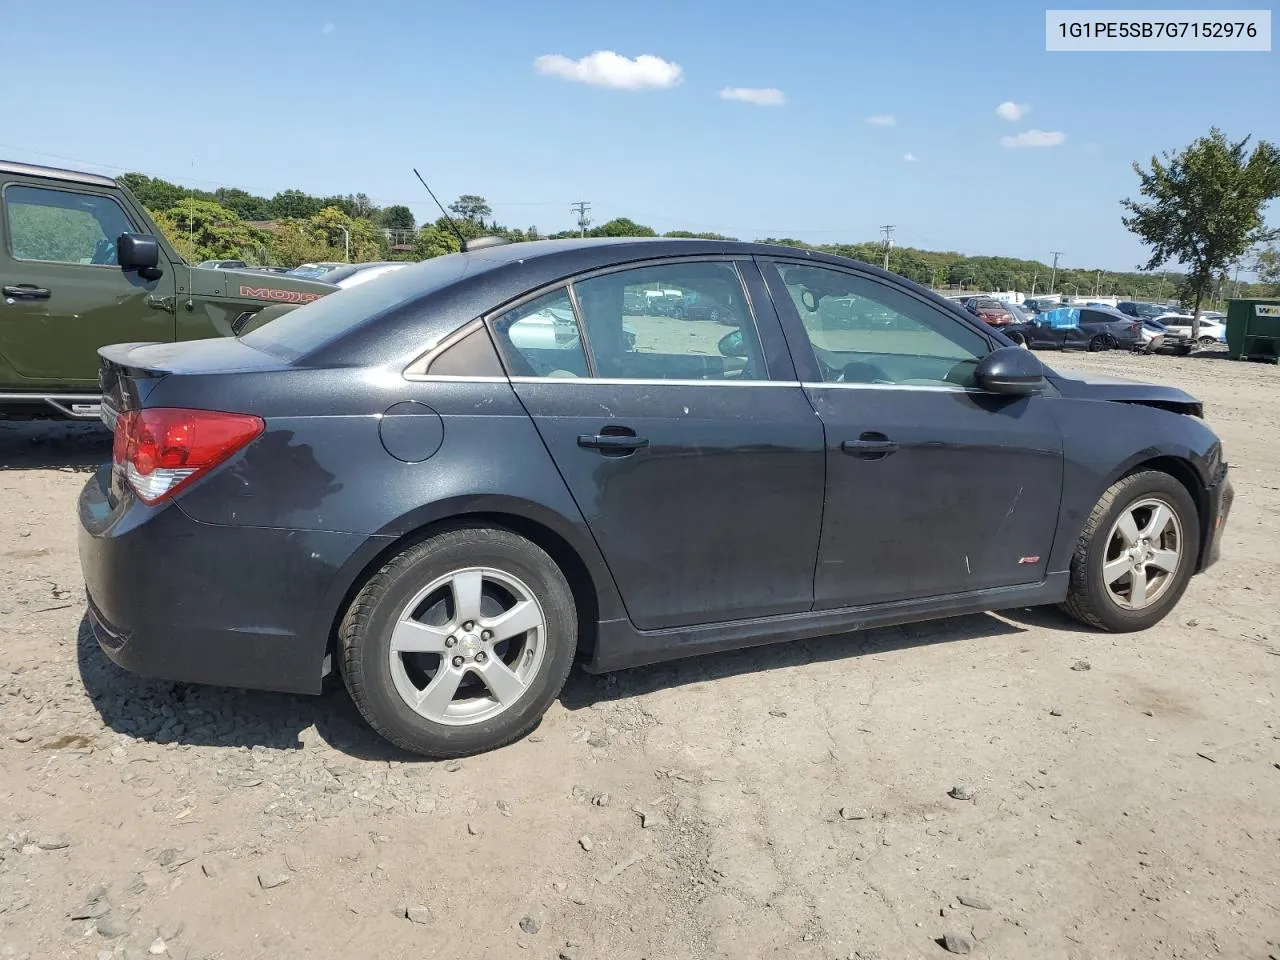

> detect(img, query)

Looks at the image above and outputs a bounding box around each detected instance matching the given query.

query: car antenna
[412,168,509,253]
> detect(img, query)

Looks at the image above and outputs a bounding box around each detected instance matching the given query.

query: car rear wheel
[1087,334,1110,352]
[1197,336,1218,347]
[340,526,577,758]
[1060,470,1200,632]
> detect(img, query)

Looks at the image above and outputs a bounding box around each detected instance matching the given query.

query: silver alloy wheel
[1101,497,1183,610]
[388,567,547,726]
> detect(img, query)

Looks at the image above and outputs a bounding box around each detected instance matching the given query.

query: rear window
[240,256,476,362]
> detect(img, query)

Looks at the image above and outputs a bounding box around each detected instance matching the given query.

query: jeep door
[0,180,176,385]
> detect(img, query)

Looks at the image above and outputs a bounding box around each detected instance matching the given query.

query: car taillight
[113,407,264,505]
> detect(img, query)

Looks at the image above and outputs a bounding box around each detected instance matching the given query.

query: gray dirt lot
[1,348,1277,960]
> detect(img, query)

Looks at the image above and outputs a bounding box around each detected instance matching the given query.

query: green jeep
[0,160,336,420]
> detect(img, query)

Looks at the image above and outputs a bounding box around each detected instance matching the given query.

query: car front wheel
[340,526,577,758]
[1060,470,1200,632]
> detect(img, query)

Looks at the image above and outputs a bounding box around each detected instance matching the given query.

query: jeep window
[4,185,137,266]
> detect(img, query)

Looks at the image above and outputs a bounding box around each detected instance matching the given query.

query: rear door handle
[578,433,649,452]
[841,433,899,460]
[3,284,51,300]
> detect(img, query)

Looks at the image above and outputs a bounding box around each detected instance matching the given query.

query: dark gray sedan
[79,238,1233,758]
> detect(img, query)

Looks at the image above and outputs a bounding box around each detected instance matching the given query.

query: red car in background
[964,297,1016,327]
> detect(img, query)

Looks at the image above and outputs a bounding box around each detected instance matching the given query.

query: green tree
[380,205,415,231]
[591,217,657,238]
[448,195,492,224]
[269,189,323,219]
[153,199,265,263]
[213,187,270,221]
[1255,246,1280,294]
[663,230,738,240]
[120,173,192,211]
[265,220,336,268]
[1122,127,1280,336]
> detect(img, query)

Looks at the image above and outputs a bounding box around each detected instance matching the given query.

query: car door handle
[3,284,51,300]
[578,433,650,452]
[841,433,899,459]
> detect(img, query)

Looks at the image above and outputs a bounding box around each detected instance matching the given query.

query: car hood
[187,266,335,304]
[1047,368,1203,417]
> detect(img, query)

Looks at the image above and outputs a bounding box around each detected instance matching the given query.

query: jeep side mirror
[718,330,746,358]
[117,234,163,280]
[975,346,1046,396]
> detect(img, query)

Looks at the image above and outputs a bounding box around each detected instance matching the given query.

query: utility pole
[1030,271,1038,296]
[1094,269,1102,297]
[879,224,895,271]
[1048,251,1063,295]
[570,201,592,238]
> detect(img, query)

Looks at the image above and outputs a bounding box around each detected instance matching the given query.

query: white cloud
[719,87,786,106]
[1001,129,1067,149]
[533,51,683,90]
[903,152,919,162]
[995,101,1029,122]
[321,22,334,34]
[866,114,896,126]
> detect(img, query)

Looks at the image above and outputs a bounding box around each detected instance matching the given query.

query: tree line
[122,159,1278,303]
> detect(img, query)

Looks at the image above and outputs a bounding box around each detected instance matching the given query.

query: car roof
[0,159,117,188]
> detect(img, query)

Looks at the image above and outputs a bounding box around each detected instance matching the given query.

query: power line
[1048,251,1064,294]
[879,224,896,271]
[570,201,592,237]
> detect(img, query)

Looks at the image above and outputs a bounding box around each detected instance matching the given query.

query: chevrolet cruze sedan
[79,238,1233,758]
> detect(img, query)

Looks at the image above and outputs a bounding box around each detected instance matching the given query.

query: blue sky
[3,0,1276,272]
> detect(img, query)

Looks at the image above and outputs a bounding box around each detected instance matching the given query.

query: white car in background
[1156,313,1227,353]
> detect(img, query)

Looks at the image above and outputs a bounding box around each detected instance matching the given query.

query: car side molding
[586,573,1069,673]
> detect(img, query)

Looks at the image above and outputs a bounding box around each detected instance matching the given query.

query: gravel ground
[1,348,1277,960]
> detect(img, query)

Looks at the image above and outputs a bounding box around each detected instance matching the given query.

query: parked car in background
[80,237,1233,758]
[247,265,292,275]
[965,297,1016,327]
[311,262,411,290]
[1004,306,1145,352]
[287,261,347,280]
[198,259,249,270]
[1024,296,1064,315]
[1139,319,1168,354]
[0,159,335,420]
[1156,315,1227,353]
[1117,301,1177,322]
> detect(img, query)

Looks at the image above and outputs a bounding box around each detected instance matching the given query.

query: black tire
[1006,331,1027,348]
[340,526,577,758]
[1088,334,1109,352]
[1059,470,1200,633]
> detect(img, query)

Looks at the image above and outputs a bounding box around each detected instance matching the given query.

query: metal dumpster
[1226,298,1280,363]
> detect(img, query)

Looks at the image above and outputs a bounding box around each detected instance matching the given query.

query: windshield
[288,263,341,279]
[241,256,478,362]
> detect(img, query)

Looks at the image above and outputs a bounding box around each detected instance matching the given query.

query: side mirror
[975,346,1046,396]
[117,234,163,280]
[718,330,746,358]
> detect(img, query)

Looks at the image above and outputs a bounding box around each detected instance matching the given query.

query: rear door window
[490,288,590,378]
[570,260,767,381]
